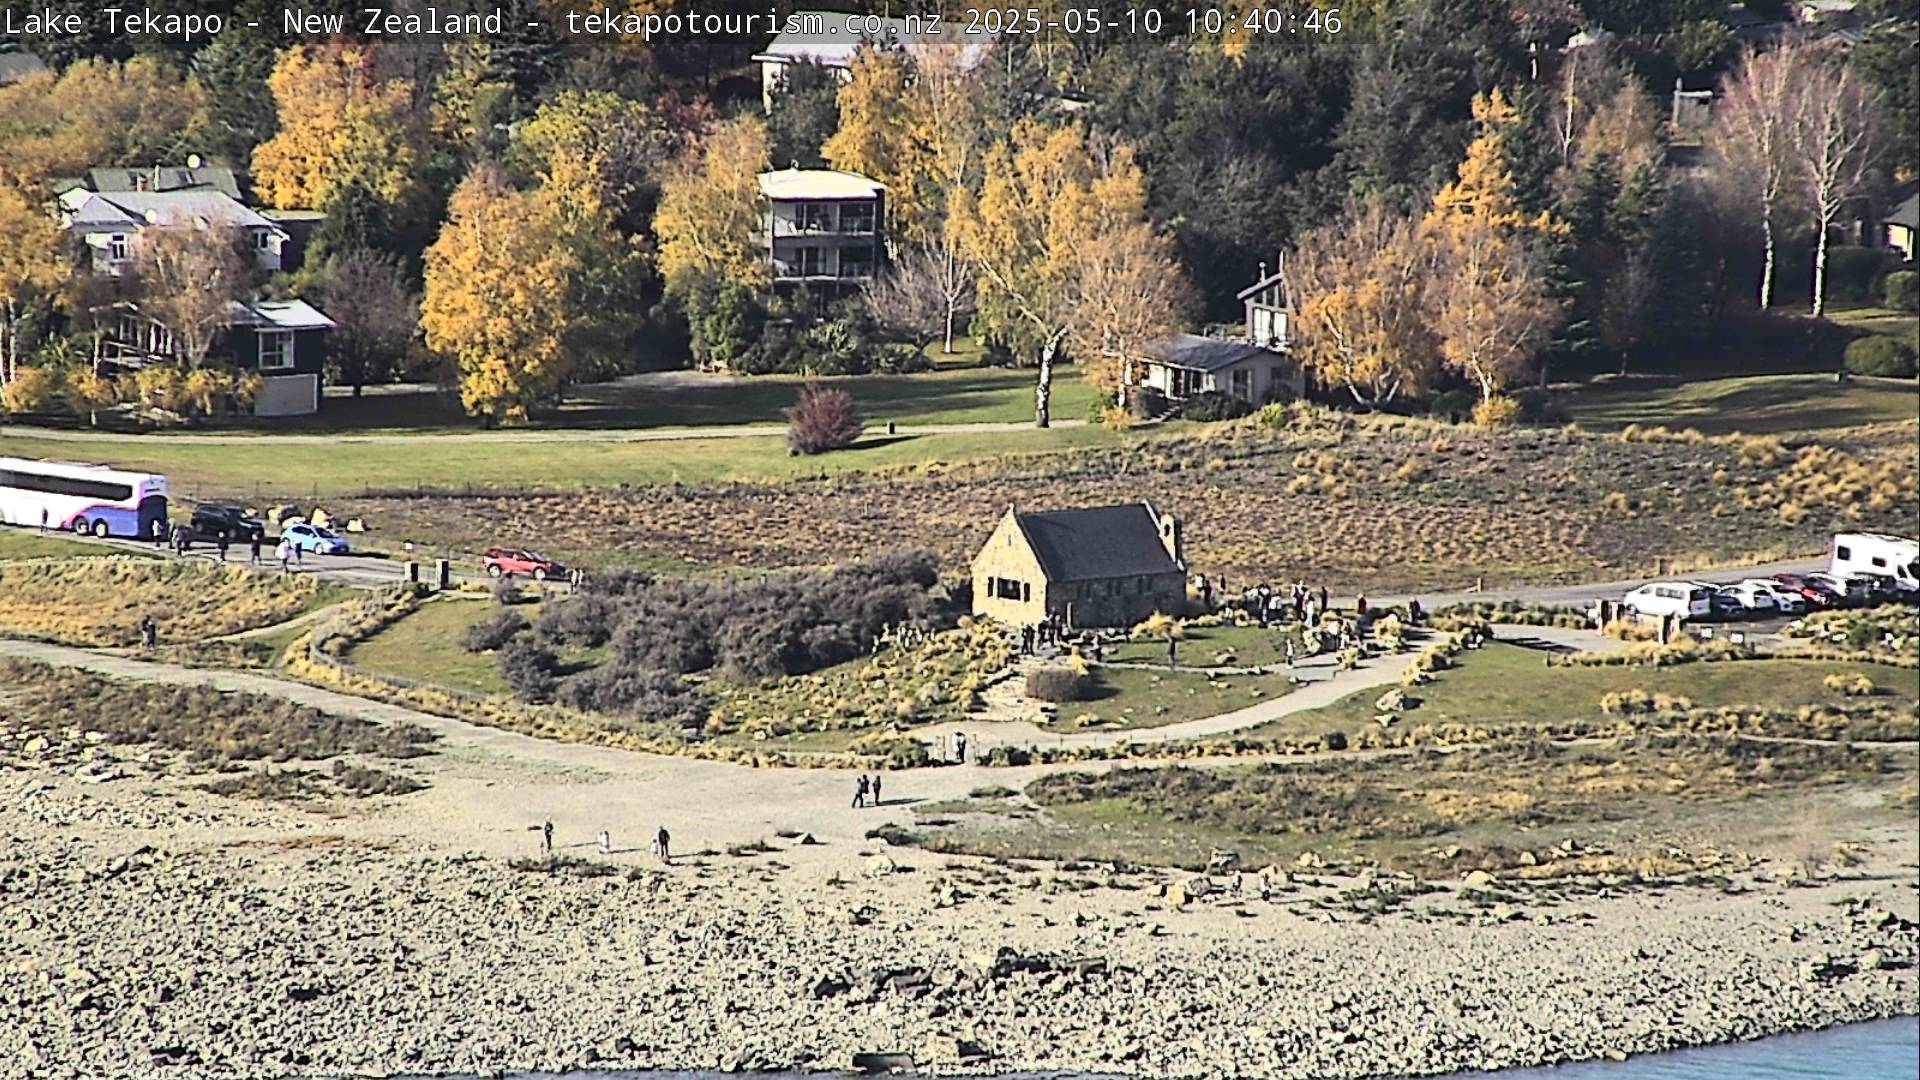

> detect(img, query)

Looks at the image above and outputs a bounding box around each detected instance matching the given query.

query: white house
[753,11,993,111]
[58,188,288,275]
[759,168,886,295]
[1137,267,1303,408]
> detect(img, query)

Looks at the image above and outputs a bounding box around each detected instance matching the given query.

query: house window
[797,246,828,276]
[991,577,1026,601]
[840,202,876,234]
[254,230,273,251]
[108,234,129,261]
[799,203,834,232]
[149,323,171,356]
[1231,369,1252,400]
[841,246,875,279]
[258,330,294,370]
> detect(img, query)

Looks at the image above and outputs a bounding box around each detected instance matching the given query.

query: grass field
[1559,373,1920,435]
[1244,640,1919,742]
[1103,623,1299,669]
[1830,306,1920,351]
[0,425,1135,505]
[0,528,152,561]
[0,559,342,647]
[1058,665,1296,731]
[345,597,519,695]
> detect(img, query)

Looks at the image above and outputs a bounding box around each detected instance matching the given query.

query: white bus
[0,458,168,539]
[1830,533,1919,595]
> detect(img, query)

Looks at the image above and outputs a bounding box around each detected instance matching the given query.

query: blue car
[281,523,350,555]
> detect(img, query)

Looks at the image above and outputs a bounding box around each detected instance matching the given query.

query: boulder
[1462,870,1495,891]
[864,855,897,878]
[1374,689,1408,712]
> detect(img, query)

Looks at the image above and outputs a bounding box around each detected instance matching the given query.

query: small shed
[971,502,1187,628]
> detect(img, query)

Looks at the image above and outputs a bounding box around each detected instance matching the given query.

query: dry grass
[338,419,1918,592]
[0,559,327,646]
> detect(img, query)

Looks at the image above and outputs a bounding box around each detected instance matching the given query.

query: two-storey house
[758,168,886,299]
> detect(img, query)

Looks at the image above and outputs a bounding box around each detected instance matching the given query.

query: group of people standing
[532,819,674,865]
[851,772,886,808]
[1017,617,1070,656]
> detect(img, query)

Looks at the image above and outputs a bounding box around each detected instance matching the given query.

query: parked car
[1772,573,1843,609]
[189,503,266,542]
[1724,580,1786,616]
[1688,583,1749,621]
[281,523,350,555]
[482,547,564,581]
[1736,578,1806,614]
[1622,581,1714,621]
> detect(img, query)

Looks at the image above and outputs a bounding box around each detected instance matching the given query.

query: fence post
[406,560,420,585]
[436,559,451,591]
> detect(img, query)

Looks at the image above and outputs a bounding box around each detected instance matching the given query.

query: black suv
[189,504,267,542]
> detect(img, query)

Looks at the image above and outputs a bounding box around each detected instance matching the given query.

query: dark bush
[874,343,932,373]
[1180,390,1253,422]
[535,595,617,648]
[1321,730,1349,751]
[462,609,528,653]
[1025,666,1094,702]
[1825,246,1883,303]
[1429,388,1476,421]
[786,383,864,454]
[1844,336,1918,378]
[500,640,562,704]
[1887,270,1919,313]
[555,667,709,730]
[1130,386,1168,419]
[492,576,527,606]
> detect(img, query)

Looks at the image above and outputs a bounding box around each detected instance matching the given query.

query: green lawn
[0,424,1139,502]
[1245,640,1919,742]
[1830,306,1920,350]
[1059,665,1296,731]
[347,598,520,695]
[1559,373,1920,435]
[1103,623,1300,669]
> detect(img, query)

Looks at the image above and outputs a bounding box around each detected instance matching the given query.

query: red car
[482,547,565,581]
[1771,573,1843,609]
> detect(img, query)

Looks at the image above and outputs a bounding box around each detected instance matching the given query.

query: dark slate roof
[1889,190,1919,231]
[86,165,243,200]
[1014,503,1181,583]
[0,51,49,86]
[1142,333,1274,373]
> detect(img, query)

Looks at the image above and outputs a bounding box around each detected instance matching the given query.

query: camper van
[1829,533,1919,598]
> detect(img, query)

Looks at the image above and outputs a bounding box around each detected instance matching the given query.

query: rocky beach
[2,717,1916,1080]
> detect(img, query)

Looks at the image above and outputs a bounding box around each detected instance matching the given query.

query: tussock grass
[0,559,324,646]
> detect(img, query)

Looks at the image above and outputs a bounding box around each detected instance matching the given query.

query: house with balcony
[58,188,289,276]
[1137,266,1302,409]
[104,300,335,417]
[759,168,886,299]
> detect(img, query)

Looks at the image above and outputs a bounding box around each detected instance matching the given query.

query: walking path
[0,417,1087,447]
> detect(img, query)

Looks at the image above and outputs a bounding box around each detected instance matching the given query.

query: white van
[1830,533,1919,595]
[1623,581,1713,621]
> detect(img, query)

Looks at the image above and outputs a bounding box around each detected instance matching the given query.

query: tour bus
[1830,532,1920,597]
[0,458,168,539]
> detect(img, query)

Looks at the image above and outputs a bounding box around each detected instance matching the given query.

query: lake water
[404,1016,1919,1080]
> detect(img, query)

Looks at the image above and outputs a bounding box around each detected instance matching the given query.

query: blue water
[406,1017,1919,1080]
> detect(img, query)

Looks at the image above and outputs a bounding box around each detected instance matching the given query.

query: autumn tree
[1287,197,1438,405]
[1712,46,1811,310]
[1789,57,1880,316]
[0,184,70,385]
[306,250,419,395]
[510,89,669,230]
[0,56,208,192]
[1422,89,1564,402]
[653,115,769,293]
[64,364,121,427]
[823,48,926,238]
[951,120,1179,426]
[251,45,426,214]
[133,225,251,370]
[862,239,975,353]
[422,165,579,424]
[1066,224,1192,406]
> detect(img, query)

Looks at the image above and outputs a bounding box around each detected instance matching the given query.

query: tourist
[853,774,869,809]
[1284,640,1295,670]
[954,732,967,764]
[872,773,883,807]
[655,826,672,865]
[39,507,48,533]
[277,539,293,575]
[1318,585,1329,615]
[542,820,554,855]
[1408,598,1424,625]
[1167,636,1178,670]
[139,614,157,649]
[151,519,166,546]
[216,535,229,563]
[598,829,611,855]
[249,534,262,566]
[1356,593,1369,617]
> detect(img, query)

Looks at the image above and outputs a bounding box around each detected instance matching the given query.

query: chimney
[1154,504,1183,567]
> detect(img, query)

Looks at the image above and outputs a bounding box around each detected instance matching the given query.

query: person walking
[277,539,292,575]
[852,774,869,809]
[1356,592,1369,618]
[1408,598,1424,625]
[292,540,304,568]
[655,826,671,865]
[39,507,48,534]
[954,732,967,765]
[139,614,157,650]
[1318,585,1330,616]
[249,534,262,566]
[1284,639,1295,670]
[216,535,230,563]
[151,518,166,546]
[871,773,884,807]
[597,829,611,855]
[541,820,554,855]
[1167,636,1178,670]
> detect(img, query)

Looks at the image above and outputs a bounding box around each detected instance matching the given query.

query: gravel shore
[3,761,1916,1080]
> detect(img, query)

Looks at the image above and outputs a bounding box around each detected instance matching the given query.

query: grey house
[1138,266,1303,408]
[758,168,885,299]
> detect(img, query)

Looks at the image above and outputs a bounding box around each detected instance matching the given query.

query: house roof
[228,299,336,332]
[758,168,885,200]
[1141,333,1278,373]
[84,164,243,200]
[1011,503,1182,583]
[0,51,49,86]
[1888,190,1919,231]
[63,190,282,235]
[752,12,994,70]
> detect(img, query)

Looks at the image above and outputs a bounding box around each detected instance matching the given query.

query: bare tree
[1596,249,1656,374]
[1790,58,1880,316]
[1065,222,1192,408]
[309,248,420,394]
[863,238,975,353]
[1548,41,1631,169]
[133,225,251,369]
[1712,46,1812,311]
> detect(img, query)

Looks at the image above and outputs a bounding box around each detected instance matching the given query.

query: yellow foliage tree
[250,45,424,212]
[64,366,121,427]
[951,120,1174,426]
[0,365,61,414]
[1065,223,1191,404]
[1288,197,1438,405]
[132,365,186,413]
[0,183,70,383]
[0,56,208,193]
[823,48,929,237]
[422,166,581,425]
[653,115,770,291]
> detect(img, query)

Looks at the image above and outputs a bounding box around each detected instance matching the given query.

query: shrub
[500,640,562,704]
[1886,270,1919,313]
[1181,390,1253,422]
[874,343,932,374]
[1100,404,1135,431]
[1824,245,1882,303]
[1026,665,1094,702]
[1844,336,1917,378]
[462,608,528,653]
[555,666,709,729]
[1429,388,1476,421]
[785,383,863,454]
[535,595,617,648]
[492,576,527,606]
[1130,385,1167,419]
[1471,395,1522,429]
